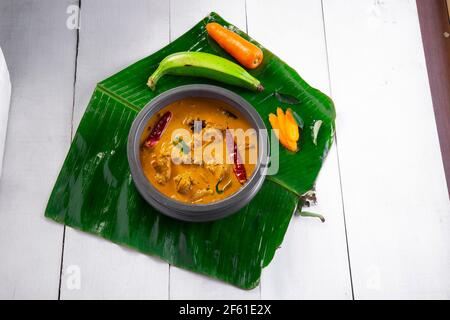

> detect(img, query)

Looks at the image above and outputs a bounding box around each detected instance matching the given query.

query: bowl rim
[127,84,269,221]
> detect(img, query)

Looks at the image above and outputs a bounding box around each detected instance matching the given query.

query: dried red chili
[233,141,247,184]
[225,129,247,184]
[144,111,172,148]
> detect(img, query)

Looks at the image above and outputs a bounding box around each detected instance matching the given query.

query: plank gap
[59,0,81,300]
[57,227,67,300]
[446,0,450,22]
[320,0,355,300]
[244,0,249,34]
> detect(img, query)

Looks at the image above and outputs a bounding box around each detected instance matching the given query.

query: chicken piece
[206,164,231,181]
[150,143,172,184]
[192,188,214,201]
[151,156,171,184]
[174,172,194,194]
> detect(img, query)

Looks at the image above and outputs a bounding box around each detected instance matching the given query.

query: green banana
[147,51,264,92]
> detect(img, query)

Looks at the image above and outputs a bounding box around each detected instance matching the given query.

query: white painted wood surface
[0,0,76,299]
[0,47,11,179]
[60,0,170,300]
[0,0,448,299]
[246,0,352,300]
[322,0,450,299]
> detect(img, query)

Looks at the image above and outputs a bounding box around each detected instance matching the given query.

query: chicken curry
[139,97,258,204]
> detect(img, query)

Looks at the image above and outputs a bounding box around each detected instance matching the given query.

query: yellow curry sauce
[140,98,257,204]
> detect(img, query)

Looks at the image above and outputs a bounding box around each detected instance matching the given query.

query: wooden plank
[0,0,76,299]
[168,0,260,299]
[447,0,450,21]
[0,47,11,179]
[60,0,170,299]
[416,0,450,197]
[246,0,353,299]
[323,0,450,299]
[169,0,247,40]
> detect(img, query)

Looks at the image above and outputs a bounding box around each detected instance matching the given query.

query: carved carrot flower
[269,107,300,152]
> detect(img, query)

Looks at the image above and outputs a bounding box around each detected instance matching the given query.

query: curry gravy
[139,98,257,204]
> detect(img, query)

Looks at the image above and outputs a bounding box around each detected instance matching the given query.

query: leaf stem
[296,210,325,223]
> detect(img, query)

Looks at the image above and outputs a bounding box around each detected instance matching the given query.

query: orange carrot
[269,112,298,152]
[206,22,263,69]
[285,109,299,141]
[276,107,286,136]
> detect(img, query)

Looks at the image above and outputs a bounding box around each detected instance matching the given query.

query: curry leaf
[274,91,301,105]
[289,108,305,129]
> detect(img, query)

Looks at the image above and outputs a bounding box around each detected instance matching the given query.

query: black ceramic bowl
[127,84,268,222]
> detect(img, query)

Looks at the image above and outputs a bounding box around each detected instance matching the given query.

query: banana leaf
[45,12,335,289]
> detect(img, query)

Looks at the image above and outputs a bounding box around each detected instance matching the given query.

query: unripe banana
[147,52,264,92]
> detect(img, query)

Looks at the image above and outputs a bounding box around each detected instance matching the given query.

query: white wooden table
[0,0,449,300]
